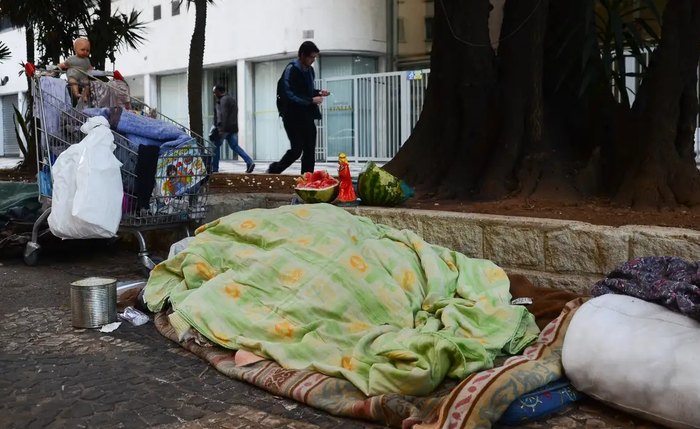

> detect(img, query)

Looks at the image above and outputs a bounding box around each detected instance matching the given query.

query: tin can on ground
[70,277,117,328]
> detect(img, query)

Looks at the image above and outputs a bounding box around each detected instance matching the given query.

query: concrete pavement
[0,241,382,429]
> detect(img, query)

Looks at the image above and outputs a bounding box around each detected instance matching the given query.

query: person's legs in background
[225,133,255,173]
[268,117,304,174]
[210,134,223,173]
[299,119,317,174]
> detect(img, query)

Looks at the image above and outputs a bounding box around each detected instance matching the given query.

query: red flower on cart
[23,62,35,77]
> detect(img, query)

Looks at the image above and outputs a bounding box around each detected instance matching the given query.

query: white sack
[48,116,123,239]
[168,236,195,259]
[562,294,700,429]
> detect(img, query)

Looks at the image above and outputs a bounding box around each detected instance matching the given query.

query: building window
[425,16,433,42]
[171,1,181,16]
[153,5,161,21]
[398,17,406,43]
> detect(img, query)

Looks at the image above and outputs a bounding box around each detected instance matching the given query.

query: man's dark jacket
[216,93,238,134]
[281,59,321,121]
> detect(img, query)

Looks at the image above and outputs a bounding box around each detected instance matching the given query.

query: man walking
[211,85,255,173]
[267,41,329,174]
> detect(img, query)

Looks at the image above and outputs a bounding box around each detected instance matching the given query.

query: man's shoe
[246,163,255,174]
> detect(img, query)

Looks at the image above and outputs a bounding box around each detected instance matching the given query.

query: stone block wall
[207,194,700,293]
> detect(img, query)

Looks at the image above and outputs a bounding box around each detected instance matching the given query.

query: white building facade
[0,0,394,160]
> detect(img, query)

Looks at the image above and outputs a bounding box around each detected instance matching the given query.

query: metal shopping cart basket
[24,67,212,271]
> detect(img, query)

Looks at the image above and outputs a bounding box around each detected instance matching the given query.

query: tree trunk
[20,25,37,174]
[616,0,700,207]
[187,0,207,138]
[89,0,112,70]
[385,0,498,199]
[385,0,700,209]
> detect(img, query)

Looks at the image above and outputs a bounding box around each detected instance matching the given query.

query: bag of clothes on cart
[47,116,123,239]
[82,107,209,218]
[48,117,124,239]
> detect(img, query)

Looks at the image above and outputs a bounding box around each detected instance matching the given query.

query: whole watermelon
[357,162,410,206]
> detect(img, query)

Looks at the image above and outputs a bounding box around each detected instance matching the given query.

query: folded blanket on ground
[153,297,585,428]
[144,204,540,396]
[591,256,700,321]
[417,298,585,429]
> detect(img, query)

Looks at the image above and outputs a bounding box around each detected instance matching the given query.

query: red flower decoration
[113,70,124,81]
[24,62,35,77]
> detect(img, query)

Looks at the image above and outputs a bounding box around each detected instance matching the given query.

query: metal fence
[315,64,700,164]
[315,69,430,162]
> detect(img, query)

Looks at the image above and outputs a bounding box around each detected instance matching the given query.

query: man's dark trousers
[269,114,317,174]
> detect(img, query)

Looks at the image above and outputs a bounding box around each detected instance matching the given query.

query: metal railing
[315,69,430,162]
[314,65,700,164]
[314,58,700,165]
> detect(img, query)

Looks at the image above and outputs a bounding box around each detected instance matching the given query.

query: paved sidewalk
[0,157,21,170]
[0,241,657,429]
[0,242,382,429]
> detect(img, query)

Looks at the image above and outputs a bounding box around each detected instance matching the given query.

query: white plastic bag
[48,116,124,239]
[168,236,195,259]
[118,306,150,326]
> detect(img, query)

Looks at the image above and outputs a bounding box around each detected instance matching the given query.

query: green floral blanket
[144,204,539,396]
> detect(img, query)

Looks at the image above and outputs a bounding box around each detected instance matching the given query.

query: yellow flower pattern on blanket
[349,255,368,273]
[224,283,242,300]
[143,204,539,396]
[279,269,304,286]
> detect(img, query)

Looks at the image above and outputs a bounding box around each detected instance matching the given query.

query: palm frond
[0,41,10,63]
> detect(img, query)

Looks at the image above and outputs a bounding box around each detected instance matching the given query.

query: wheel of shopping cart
[141,255,164,278]
[23,241,41,266]
[23,207,51,266]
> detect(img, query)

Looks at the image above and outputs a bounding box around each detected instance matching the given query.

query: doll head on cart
[58,38,93,105]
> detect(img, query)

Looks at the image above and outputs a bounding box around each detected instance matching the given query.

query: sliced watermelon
[295,182,339,203]
[294,170,339,203]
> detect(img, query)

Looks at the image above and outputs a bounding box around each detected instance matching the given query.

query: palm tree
[0,0,145,172]
[185,0,215,138]
[86,0,146,70]
[0,0,43,172]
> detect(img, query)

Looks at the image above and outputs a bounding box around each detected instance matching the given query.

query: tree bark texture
[187,0,207,138]
[385,0,700,208]
[618,0,700,207]
[21,26,37,174]
[89,0,112,70]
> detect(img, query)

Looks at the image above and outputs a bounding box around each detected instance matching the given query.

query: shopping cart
[24,67,212,272]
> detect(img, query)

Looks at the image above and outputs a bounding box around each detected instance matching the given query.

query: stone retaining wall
[208,194,700,293]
